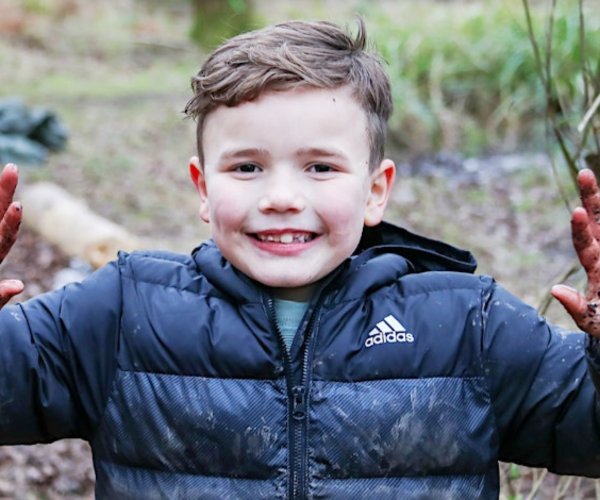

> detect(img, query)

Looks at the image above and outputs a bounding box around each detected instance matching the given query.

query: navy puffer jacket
[0,222,599,499]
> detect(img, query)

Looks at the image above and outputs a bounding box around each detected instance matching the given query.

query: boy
[0,18,600,500]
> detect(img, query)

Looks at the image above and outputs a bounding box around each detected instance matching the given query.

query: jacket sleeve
[483,280,600,476]
[0,260,122,445]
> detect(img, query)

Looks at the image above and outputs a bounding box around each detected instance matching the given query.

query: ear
[364,159,395,227]
[189,156,210,223]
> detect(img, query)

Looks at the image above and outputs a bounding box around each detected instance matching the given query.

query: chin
[263,280,308,290]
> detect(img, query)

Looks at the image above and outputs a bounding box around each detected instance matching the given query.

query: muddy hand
[552,169,600,338]
[0,164,24,308]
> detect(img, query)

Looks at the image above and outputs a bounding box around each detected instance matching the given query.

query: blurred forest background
[1,0,600,497]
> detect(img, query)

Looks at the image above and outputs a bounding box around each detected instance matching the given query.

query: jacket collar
[192,221,477,302]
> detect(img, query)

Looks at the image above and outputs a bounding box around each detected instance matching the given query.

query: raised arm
[552,168,600,337]
[0,164,24,307]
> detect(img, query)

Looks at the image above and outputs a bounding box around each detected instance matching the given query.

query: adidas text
[365,315,415,348]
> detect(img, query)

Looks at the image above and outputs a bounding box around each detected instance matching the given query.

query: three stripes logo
[365,315,415,348]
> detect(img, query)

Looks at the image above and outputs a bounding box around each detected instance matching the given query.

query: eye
[309,163,335,173]
[235,163,261,173]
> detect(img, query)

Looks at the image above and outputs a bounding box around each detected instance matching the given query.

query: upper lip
[250,229,318,243]
[252,229,313,236]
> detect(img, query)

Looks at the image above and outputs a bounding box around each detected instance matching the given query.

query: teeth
[257,233,312,244]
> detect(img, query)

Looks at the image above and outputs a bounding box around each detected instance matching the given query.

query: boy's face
[189,87,395,301]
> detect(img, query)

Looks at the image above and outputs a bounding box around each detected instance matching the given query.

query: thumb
[552,284,600,338]
[0,279,24,309]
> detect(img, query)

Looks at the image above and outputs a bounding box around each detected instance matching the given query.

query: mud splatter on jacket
[0,222,599,499]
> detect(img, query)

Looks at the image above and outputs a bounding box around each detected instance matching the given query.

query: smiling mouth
[251,232,316,244]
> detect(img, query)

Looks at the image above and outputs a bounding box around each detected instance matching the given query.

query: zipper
[294,304,322,500]
[292,386,306,420]
[291,384,306,499]
[266,297,300,499]
[267,295,325,500]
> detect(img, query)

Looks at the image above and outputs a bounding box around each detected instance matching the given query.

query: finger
[552,284,600,338]
[0,164,18,218]
[578,169,600,241]
[570,207,600,277]
[0,279,24,309]
[0,202,22,265]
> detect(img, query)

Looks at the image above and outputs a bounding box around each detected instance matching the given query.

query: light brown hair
[184,18,392,170]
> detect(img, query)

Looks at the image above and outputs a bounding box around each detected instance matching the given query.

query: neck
[270,283,317,302]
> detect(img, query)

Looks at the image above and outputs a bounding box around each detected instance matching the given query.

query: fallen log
[19,182,141,269]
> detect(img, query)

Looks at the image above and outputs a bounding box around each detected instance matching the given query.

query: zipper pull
[292,386,306,421]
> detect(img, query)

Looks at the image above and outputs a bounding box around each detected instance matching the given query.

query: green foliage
[188,0,256,49]
[22,0,53,15]
[523,0,600,186]
[361,0,600,156]
[518,0,600,322]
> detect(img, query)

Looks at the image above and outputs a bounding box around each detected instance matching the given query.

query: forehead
[201,87,370,163]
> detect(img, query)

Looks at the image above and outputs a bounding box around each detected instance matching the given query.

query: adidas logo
[365,314,415,348]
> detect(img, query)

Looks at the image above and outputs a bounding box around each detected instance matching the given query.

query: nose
[258,169,306,213]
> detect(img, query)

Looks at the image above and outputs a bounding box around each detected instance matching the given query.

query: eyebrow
[295,146,348,160]
[220,147,271,159]
[218,146,349,161]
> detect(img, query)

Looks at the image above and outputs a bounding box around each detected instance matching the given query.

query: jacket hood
[354,221,477,274]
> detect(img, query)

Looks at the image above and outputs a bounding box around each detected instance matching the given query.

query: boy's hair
[184,18,393,170]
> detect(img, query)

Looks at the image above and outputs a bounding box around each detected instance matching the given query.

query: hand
[0,164,24,308]
[552,168,600,338]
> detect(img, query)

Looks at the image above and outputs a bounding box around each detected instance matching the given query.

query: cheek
[322,186,369,235]
[210,203,242,231]
[206,188,247,230]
